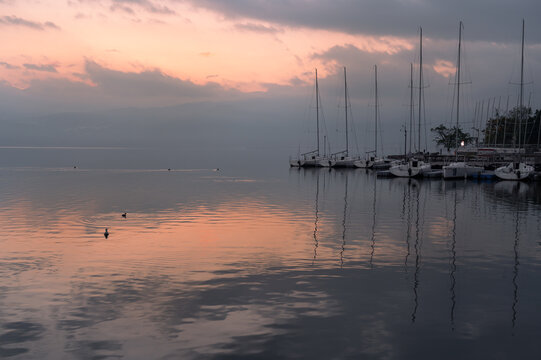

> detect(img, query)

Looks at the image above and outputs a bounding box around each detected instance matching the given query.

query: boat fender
[408,168,412,176]
[517,170,521,179]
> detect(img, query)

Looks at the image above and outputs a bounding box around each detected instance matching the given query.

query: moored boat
[389,158,431,177]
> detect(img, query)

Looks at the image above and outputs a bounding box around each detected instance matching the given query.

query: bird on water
[122,212,127,218]
[104,228,109,238]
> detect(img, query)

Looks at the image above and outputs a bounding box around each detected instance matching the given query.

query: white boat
[354,156,375,168]
[443,162,483,179]
[494,162,534,180]
[331,155,358,168]
[494,21,534,181]
[389,159,431,177]
[372,158,400,170]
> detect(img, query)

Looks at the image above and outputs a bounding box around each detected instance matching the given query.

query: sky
[0,0,540,158]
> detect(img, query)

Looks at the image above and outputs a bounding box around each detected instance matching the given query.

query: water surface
[1,156,541,359]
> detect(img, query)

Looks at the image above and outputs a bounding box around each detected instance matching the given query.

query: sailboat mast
[418,27,422,153]
[375,65,378,158]
[316,68,320,156]
[344,67,349,157]
[518,19,525,149]
[410,63,414,155]
[455,21,462,161]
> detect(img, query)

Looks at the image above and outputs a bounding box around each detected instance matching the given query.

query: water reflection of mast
[369,174,377,268]
[512,209,520,330]
[339,172,349,268]
[411,184,421,323]
[450,186,457,331]
[404,180,412,272]
[312,172,320,265]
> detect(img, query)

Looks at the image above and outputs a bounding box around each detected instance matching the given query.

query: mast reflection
[369,174,377,268]
[411,182,421,323]
[450,185,458,331]
[339,172,349,268]
[312,171,321,265]
[404,180,412,272]
[512,208,520,331]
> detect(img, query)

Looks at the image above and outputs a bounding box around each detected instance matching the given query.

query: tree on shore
[431,125,475,152]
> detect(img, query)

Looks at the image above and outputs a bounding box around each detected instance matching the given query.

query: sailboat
[331,67,359,167]
[495,20,534,180]
[354,65,390,169]
[390,28,431,177]
[443,21,484,179]
[289,69,327,167]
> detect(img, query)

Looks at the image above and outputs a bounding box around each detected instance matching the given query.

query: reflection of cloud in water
[0,321,45,357]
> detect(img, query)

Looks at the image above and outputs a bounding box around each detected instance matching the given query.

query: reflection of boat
[332,68,359,168]
[389,176,420,189]
[495,21,534,180]
[494,179,530,195]
[443,22,483,179]
[290,69,328,167]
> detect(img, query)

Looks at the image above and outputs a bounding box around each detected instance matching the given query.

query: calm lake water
[1,149,541,359]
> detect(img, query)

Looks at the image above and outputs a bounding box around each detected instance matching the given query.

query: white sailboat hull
[442,162,484,179]
[494,162,534,180]
[318,158,333,167]
[301,158,324,167]
[331,157,359,168]
[354,159,373,168]
[389,160,431,178]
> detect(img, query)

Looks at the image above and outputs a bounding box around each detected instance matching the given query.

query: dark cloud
[111,0,175,15]
[84,60,231,99]
[181,0,540,43]
[0,15,60,30]
[110,3,135,14]
[23,63,58,73]
[0,61,18,70]
[0,60,242,114]
[234,22,281,34]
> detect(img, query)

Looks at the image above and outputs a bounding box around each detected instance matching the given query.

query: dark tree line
[483,106,541,147]
[431,106,541,151]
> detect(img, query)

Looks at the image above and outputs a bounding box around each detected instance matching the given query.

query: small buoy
[104,228,109,239]
[73,166,77,169]
[168,168,171,171]
[122,212,127,218]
